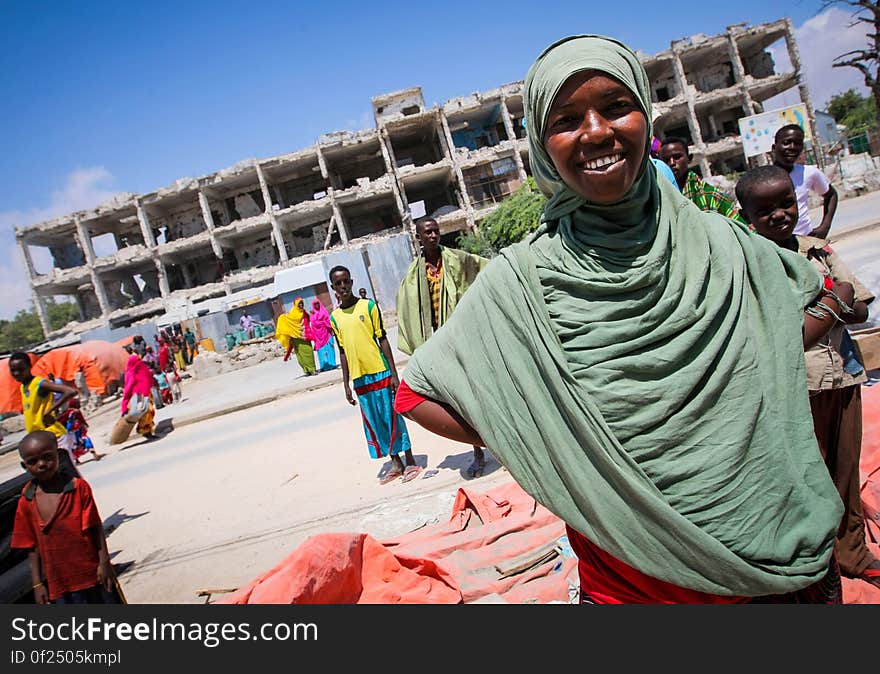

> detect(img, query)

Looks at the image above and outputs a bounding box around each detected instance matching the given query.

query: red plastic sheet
[221,482,575,604]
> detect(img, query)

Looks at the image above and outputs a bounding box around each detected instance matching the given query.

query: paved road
[831,228,880,325]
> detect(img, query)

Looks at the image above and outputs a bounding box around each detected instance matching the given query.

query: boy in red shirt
[12,430,120,604]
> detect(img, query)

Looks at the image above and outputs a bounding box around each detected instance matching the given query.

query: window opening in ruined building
[325,143,387,190]
[449,104,506,151]
[741,37,787,79]
[91,233,118,259]
[403,175,459,220]
[463,158,522,208]
[41,239,85,274]
[390,124,445,168]
[402,105,420,116]
[656,86,670,102]
[341,196,403,240]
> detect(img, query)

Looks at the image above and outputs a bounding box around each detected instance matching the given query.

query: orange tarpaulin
[31,341,129,397]
[0,353,40,415]
[220,481,577,604]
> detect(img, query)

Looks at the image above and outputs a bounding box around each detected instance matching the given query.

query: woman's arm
[403,399,485,447]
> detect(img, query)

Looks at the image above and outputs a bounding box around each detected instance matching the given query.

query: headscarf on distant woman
[310,298,337,371]
[275,298,316,376]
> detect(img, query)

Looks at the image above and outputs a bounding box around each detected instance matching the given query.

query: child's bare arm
[28,550,48,604]
[338,349,355,406]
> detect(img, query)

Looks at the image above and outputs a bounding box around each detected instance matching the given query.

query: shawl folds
[310,300,333,350]
[275,299,306,349]
[403,35,841,596]
[396,247,489,355]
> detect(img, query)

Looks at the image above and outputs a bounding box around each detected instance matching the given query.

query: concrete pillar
[378,127,409,229]
[254,162,289,263]
[316,144,341,190]
[329,194,349,244]
[671,47,712,177]
[198,191,225,259]
[727,28,759,116]
[74,215,110,317]
[783,18,824,169]
[31,290,51,337]
[135,200,158,247]
[501,98,529,183]
[440,111,476,230]
[16,234,38,280]
[154,258,170,297]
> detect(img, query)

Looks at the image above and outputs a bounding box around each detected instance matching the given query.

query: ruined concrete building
[17,18,810,338]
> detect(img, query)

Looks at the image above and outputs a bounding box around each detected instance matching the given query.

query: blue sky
[0,0,869,318]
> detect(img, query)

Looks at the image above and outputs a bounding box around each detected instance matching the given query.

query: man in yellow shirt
[329,266,419,485]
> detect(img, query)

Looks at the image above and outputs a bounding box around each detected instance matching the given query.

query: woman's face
[543,71,647,204]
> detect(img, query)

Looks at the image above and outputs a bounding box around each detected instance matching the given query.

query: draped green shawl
[396,247,489,356]
[402,36,841,596]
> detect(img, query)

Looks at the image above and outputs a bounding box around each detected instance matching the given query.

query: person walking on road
[275,298,317,377]
[309,298,338,371]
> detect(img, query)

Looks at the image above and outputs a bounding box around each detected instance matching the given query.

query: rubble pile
[189,338,285,379]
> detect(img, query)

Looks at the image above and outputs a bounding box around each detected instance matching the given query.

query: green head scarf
[403,35,841,596]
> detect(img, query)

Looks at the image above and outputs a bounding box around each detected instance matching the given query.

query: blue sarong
[316,336,338,371]
[353,370,411,459]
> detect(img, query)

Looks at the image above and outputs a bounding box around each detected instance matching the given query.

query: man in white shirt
[772,124,838,238]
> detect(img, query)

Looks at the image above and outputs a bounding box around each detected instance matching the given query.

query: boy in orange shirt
[12,430,121,604]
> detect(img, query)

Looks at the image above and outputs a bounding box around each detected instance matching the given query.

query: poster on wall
[738,104,811,158]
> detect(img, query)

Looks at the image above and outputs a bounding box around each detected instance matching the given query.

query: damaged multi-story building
[16,17,812,340]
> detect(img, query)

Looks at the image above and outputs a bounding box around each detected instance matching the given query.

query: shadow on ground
[118,419,175,451]
[437,449,502,480]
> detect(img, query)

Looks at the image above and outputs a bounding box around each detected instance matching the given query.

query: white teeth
[583,153,621,170]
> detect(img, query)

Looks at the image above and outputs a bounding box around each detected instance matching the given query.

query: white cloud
[765,7,872,111]
[0,167,121,321]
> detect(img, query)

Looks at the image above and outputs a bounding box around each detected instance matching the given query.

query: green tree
[457,178,547,257]
[823,1,880,130]
[827,88,877,133]
[0,299,80,352]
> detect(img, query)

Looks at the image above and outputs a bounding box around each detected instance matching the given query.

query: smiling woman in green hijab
[394,35,847,603]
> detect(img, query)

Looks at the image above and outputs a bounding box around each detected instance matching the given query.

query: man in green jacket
[396,217,489,477]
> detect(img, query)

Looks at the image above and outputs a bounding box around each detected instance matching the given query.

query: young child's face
[742,177,799,244]
[20,438,60,482]
[8,359,31,384]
